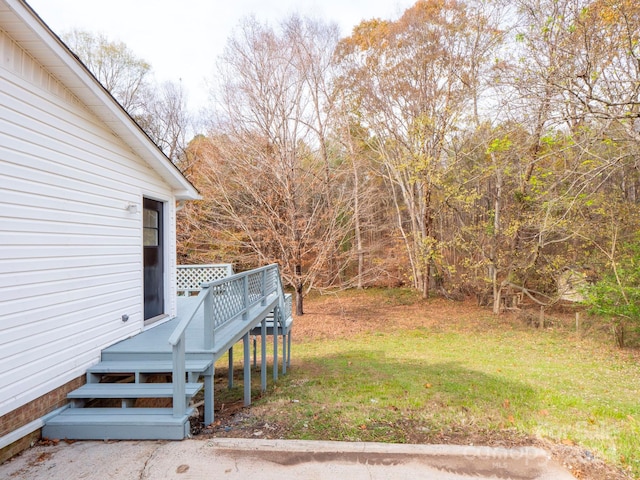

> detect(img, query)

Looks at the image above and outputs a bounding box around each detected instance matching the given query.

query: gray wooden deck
[43,264,292,441]
[103,285,289,418]
[103,295,277,360]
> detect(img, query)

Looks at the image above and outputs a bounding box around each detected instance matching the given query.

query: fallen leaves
[38,438,59,447]
[35,452,53,463]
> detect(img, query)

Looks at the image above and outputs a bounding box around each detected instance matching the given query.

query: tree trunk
[491,151,502,315]
[295,282,304,316]
[353,157,364,289]
[295,264,304,316]
[492,274,502,315]
[422,186,433,299]
[612,319,625,348]
[422,261,430,299]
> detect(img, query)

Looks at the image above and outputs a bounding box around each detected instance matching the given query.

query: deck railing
[167,264,288,418]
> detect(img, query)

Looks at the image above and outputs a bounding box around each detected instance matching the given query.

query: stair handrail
[167,286,211,417]
[167,263,283,418]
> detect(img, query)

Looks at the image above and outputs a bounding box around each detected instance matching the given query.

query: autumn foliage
[175,0,640,325]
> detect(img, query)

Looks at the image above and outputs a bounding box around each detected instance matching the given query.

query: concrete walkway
[0,438,576,480]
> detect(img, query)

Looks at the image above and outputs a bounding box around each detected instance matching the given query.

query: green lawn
[214,291,640,478]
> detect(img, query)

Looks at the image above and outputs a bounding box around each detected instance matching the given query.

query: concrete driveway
[0,438,576,480]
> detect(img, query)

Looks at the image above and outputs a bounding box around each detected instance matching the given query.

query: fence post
[576,312,581,335]
[273,306,279,381]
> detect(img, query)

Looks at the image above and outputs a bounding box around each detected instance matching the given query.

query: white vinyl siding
[0,29,178,417]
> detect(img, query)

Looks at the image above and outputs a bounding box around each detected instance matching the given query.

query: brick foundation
[0,375,85,464]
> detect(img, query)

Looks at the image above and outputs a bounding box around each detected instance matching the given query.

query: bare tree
[63,29,192,163]
[204,15,350,314]
[138,80,192,162]
[63,29,151,114]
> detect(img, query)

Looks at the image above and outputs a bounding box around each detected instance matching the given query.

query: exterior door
[143,198,164,320]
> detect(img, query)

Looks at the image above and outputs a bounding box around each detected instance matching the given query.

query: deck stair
[42,359,212,441]
[42,408,194,441]
[85,359,213,383]
[43,264,293,442]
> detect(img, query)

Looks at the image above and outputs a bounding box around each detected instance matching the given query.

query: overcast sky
[27,0,414,110]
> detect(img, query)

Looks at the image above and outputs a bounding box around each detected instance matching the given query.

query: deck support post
[273,307,279,381]
[282,332,287,375]
[228,347,234,389]
[204,365,214,425]
[243,333,251,406]
[261,318,267,392]
[253,336,257,368]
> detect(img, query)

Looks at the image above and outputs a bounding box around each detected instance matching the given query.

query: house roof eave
[1,0,200,201]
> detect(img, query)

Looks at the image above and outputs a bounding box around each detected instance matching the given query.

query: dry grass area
[194,289,638,480]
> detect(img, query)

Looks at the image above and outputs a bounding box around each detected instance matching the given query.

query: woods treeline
[65,0,640,325]
[176,0,640,319]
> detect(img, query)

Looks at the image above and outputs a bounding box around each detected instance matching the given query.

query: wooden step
[87,359,212,375]
[68,382,202,400]
[42,408,193,440]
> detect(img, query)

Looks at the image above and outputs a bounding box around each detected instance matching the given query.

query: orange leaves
[339,18,392,54]
[401,0,464,27]
[502,398,515,424]
[598,5,618,24]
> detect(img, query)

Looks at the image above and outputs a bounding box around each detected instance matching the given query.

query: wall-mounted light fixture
[126,203,138,214]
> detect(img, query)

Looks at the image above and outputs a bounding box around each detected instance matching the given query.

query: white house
[0,0,199,459]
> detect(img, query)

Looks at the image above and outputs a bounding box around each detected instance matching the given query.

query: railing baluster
[243,274,249,321]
